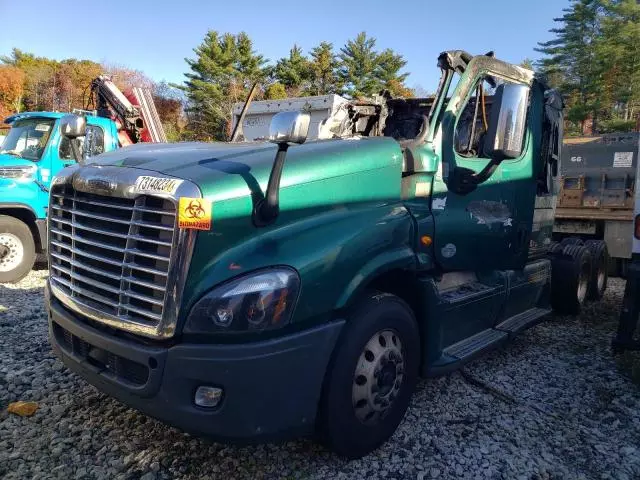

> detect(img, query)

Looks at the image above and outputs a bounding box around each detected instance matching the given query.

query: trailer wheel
[560,237,584,247]
[584,240,608,300]
[317,291,420,459]
[548,241,563,255]
[0,215,36,284]
[550,245,592,315]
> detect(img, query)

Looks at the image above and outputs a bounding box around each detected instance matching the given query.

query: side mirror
[451,83,530,195]
[60,114,86,139]
[59,114,86,164]
[484,83,529,161]
[268,111,310,145]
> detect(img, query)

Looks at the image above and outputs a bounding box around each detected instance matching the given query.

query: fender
[0,202,46,252]
[335,245,417,309]
[0,202,38,217]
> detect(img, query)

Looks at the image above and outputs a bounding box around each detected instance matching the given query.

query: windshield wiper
[0,150,23,158]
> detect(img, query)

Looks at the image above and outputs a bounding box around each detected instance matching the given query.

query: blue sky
[0,0,566,92]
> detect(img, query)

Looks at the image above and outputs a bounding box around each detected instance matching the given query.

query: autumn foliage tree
[0,65,25,118]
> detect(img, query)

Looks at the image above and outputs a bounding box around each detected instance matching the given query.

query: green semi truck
[44,50,608,458]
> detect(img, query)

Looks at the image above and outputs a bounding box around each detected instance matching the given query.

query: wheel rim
[352,329,404,426]
[0,233,24,272]
[577,260,590,303]
[596,257,606,292]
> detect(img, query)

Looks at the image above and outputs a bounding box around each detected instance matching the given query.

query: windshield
[0,118,56,161]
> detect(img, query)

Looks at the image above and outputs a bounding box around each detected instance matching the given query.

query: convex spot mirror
[484,83,529,161]
[268,111,310,145]
[60,114,87,139]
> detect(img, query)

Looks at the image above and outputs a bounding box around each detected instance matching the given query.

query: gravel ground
[1,271,640,480]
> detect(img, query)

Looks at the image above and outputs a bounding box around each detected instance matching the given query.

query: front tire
[0,215,36,283]
[317,292,420,459]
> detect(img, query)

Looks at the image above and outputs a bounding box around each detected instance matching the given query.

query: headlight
[185,267,300,334]
[0,165,37,181]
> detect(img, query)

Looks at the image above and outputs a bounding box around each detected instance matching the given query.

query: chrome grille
[48,184,177,331]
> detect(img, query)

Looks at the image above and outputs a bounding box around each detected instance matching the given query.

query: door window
[59,125,105,161]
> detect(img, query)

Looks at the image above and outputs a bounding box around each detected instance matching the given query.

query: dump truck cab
[0,112,118,282]
[45,51,604,458]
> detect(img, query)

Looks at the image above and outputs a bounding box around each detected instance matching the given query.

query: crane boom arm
[90,75,167,145]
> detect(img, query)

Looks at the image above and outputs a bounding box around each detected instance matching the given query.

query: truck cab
[0,112,118,282]
[45,51,606,459]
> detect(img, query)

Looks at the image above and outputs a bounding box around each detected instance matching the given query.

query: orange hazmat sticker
[178,197,212,230]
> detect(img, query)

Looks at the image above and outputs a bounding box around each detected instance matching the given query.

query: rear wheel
[550,245,592,315]
[317,292,420,459]
[584,240,608,300]
[0,215,36,283]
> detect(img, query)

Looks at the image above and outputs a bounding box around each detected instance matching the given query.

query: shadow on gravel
[0,283,45,315]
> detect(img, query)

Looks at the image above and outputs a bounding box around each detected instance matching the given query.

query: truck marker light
[195,386,223,408]
[421,236,433,246]
[178,197,212,231]
[635,215,640,240]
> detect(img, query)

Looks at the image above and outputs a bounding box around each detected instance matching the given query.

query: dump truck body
[554,133,640,273]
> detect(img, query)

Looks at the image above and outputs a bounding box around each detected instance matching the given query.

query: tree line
[0,49,185,140]
[1,1,638,142]
[536,0,640,135]
[175,31,412,140]
[0,32,411,142]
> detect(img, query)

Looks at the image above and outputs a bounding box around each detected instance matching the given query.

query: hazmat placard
[613,151,633,168]
[178,197,212,230]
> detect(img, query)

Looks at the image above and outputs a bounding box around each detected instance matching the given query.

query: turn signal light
[635,215,640,240]
[421,235,433,246]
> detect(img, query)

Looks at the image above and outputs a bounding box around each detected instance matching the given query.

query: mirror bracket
[252,111,310,227]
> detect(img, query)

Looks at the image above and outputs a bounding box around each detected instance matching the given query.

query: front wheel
[0,215,36,283]
[317,292,420,459]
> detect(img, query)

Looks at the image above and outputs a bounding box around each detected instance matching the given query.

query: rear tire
[0,215,36,284]
[560,237,584,247]
[550,245,592,315]
[584,240,608,300]
[317,292,420,459]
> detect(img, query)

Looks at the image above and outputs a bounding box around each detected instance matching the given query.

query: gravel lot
[1,270,640,480]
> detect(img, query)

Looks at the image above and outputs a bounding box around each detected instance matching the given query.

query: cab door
[431,58,535,272]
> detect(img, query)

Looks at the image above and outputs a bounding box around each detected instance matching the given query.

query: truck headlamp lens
[0,165,37,180]
[185,268,300,334]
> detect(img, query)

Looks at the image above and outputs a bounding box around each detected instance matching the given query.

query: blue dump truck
[0,75,166,282]
[0,111,119,282]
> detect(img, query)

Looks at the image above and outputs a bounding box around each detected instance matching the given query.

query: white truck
[231,94,350,142]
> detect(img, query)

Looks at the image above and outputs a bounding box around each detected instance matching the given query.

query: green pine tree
[535,0,605,133]
[337,32,381,98]
[273,45,312,95]
[308,42,341,95]
[177,31,268,140]
[337,32,411,99]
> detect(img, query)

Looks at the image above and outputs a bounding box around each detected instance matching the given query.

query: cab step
[496,307,551,334]
[443,328,508,360]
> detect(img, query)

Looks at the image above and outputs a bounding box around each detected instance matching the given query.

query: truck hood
[88,138,403,202]
[0,153,36,168]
